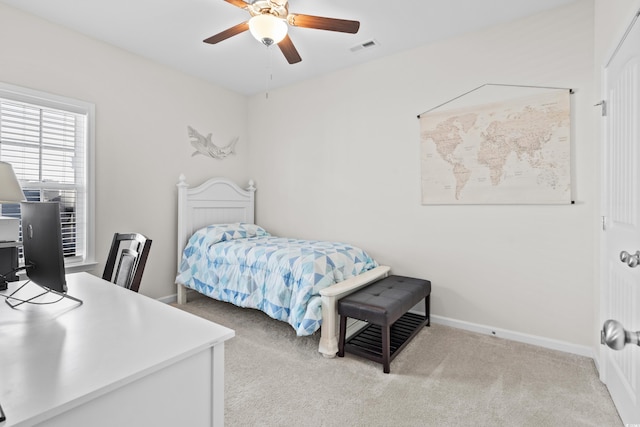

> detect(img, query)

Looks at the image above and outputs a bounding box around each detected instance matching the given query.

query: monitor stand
[5,280,83,309]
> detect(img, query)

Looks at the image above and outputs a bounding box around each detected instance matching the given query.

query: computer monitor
[21,201,67,293]
[5,201,81,308]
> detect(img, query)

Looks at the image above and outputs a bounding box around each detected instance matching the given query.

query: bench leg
[425,294,431,327]
[338,315,347,357]
[382,324,390,374]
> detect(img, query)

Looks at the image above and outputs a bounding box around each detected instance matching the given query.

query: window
[0,82,95,269]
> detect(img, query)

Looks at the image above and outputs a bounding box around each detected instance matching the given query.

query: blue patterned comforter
[176,223,378,336]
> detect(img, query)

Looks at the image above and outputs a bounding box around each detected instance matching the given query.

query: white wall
[0,3,250,299]
[248,1,597,348]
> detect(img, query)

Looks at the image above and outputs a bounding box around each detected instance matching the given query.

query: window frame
[0,82,96,272]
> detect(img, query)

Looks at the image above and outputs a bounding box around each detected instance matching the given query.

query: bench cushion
[338,275,431,326]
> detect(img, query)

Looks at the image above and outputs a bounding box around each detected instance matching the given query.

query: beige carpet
[173,294,622,427]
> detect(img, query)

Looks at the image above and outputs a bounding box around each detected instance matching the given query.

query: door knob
[620,251,630,263]
[619,250,640,268]
[629,251,640,267]
[602,319,640,350]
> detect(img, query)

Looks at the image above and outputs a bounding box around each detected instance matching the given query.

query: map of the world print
[419,85,571,204]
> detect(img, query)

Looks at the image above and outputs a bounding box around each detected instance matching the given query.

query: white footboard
[318,265,391,358]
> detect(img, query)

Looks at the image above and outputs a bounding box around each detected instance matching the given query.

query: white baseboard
[430,313,595,359]
[159,293,597,362]
[157,293,177,304]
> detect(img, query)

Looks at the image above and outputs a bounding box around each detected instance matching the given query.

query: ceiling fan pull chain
[265,46,273,99]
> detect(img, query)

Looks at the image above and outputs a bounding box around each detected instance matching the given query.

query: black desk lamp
[0,161,26,291]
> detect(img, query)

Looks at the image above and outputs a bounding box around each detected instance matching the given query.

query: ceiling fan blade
[278,35,302,64]
[224,0,249,9]
[203,21,249,44]
[288,14,360,34]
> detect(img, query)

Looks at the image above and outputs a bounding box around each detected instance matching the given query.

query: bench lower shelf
[343,312,428,367]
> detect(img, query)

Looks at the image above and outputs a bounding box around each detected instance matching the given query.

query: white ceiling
[1,0,581,96]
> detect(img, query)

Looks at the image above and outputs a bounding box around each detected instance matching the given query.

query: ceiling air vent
[350,39,379,53]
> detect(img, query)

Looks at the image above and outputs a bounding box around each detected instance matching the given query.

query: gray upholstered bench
[337,275,431,373]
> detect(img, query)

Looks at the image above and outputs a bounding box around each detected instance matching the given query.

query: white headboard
[176,175,256,266]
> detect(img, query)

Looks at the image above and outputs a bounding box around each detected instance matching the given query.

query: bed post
[176,174,189,304]
[245,180,256,224]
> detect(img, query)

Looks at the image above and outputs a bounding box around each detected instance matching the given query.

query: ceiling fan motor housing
[248,0,289,19]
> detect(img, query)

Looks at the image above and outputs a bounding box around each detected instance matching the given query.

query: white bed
[175,175,390,358]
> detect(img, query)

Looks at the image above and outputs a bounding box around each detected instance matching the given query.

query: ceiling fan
[203,0,360,64]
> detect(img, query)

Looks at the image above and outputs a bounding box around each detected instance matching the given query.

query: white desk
[0,272,234,427]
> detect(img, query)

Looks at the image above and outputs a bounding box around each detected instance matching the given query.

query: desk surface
[0,272,234,426]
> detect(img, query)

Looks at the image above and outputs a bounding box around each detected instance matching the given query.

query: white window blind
[0,83,94,266]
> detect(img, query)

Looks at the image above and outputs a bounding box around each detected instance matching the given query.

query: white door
[600,10,640,425]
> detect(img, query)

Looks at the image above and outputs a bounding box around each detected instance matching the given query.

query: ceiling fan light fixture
[249,14,288,46]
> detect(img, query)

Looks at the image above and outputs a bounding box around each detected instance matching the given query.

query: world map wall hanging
[418,84,572,205]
